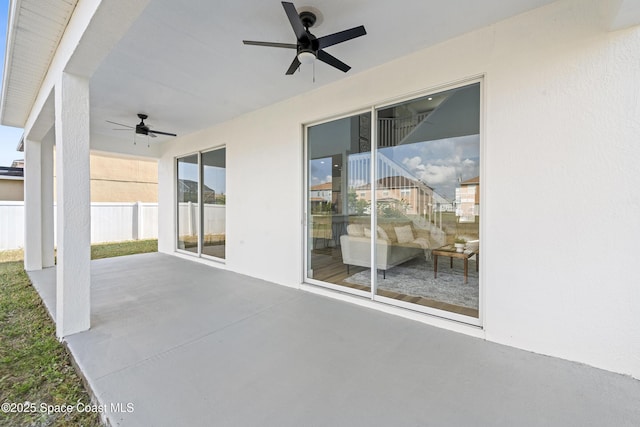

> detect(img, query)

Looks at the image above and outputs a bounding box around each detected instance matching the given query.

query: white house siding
[158,0,640,379]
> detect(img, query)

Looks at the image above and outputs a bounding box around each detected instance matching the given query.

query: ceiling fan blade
[282,2,307,41]
[317,26,367,50]
[106,120,134,128]
[286,56,301,75]
[317,50,351,72]
[243,40,297,49]
[148,129,177,137]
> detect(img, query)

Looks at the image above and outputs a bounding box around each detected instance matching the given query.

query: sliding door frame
[175,145,227,263]
[303,76,484,326]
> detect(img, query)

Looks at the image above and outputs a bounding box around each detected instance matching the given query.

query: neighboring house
[309,182,333,212]
[178,179,216,204]
[0,165,23,201]
[1,150,158,202]
[456,176,480,222]
[354,175,434,217]
[86,152,158,202]
[1,0,639,382]
[309,182,332,203]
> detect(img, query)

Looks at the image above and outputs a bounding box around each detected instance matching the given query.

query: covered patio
[28,253,640,426]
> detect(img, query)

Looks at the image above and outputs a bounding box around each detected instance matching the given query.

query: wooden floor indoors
[310,246,479,318]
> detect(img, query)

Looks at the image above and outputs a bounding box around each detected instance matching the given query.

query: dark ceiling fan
[243,2,366,74]
[107,114,177,138]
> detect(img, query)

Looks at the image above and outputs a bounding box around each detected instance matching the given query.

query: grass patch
[0,249,24,263]
[0,261,102,426]
[0,239,158,426]
[91,239,157,260]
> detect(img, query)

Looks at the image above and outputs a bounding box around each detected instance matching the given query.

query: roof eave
[0,0,22,127]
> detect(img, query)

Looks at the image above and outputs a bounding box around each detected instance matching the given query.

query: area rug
[344,258,478,309]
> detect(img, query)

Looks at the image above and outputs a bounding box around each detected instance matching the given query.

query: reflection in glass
[305,83,481,321]
[374,83,480,318]
[201,148,226,259]
[177,154,199,254]
[307,112,372,292]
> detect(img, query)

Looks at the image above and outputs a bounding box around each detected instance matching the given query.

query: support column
[24,138,42,271]
[54,72,91,338]
[41,134,55,267]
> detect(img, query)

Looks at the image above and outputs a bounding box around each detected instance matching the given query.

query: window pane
[375,83,480,318]
[307,113,372,293]
[177,154,199,254]
[201,148,226,259]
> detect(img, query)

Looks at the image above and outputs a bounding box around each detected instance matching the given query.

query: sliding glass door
[177,154,199,254]
[201,149,226,259]
[374,83,480,319]
[305,82,481,323]
[306,112,372,295]
[176,147,226,260]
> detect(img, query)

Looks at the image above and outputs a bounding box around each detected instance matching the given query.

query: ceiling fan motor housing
[299,11,316,29]
[136,114,150,135]
[297,37,318,57]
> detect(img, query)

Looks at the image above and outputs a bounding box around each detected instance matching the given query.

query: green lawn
[0,239,157,426]
[91,239,158,260]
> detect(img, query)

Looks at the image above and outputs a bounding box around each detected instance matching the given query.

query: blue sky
[0,0,27,166]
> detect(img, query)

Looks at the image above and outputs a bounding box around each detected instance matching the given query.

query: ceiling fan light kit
[243,1,366,75]
[297,49,316,65]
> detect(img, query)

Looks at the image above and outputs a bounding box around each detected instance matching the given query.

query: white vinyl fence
[177,202,226,237]
[0,201,159,250]
[0,202,25,251]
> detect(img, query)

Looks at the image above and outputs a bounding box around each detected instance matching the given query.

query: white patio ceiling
[90,0,561,146]
[91,0,564,146]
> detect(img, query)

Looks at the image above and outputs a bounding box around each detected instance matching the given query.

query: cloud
[401,150,479,199]
[403,156,426,172]
[420,164,457,185]
[402,157,457,185]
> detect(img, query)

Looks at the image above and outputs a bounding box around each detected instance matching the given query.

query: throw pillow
[394,225,415,244]
[376,226,390,241]
[347,224,365,237]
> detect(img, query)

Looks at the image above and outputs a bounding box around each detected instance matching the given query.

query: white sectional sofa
[339,221,430,278]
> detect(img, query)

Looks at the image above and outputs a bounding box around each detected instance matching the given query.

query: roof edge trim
[0,0,22,126]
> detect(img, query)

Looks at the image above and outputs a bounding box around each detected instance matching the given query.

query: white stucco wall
[158,0,640,378]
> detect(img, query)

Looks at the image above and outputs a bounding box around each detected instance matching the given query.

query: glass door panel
[374,83,480,318]
[201,148,226,259]
[177,154,200,254]
[307,112,373,293]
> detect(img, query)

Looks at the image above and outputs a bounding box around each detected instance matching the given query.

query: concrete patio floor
[28,252,640,427]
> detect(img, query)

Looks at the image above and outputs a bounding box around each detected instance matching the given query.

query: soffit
[0,0,78,127]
